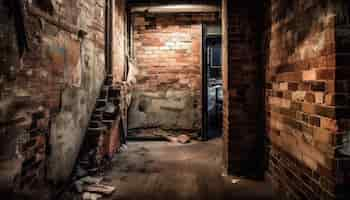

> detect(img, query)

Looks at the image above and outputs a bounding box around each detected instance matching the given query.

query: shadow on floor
[105,139,275,200]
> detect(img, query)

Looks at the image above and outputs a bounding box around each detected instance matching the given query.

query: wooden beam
[131,4,220,13]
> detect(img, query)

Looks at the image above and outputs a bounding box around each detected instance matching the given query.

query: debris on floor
[127,128,199,143]
[231,179,240,184]
[158,134,178,143]
[152,129,193,144]
[74,176,116,199]
[119,144,128,152]
[82,192,102,200]
[177,134,191,144]
[83,184,116,195]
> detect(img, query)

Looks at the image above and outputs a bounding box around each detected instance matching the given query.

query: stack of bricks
[80,74,124,168]
[265,0,350,199]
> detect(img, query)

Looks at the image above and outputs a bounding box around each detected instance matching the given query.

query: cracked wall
[0,0,106,188]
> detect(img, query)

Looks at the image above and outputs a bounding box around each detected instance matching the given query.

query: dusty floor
[103,138,274,200]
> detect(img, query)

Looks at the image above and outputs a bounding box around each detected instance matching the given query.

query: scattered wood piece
[153,133,178,143]
[83,184,116,195]
[177,134,191,144]
[82,192,102,200]
[231,179,240,184]
[147,129,193,144]
[165,135,178,143]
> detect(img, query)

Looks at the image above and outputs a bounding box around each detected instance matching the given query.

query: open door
[202,24,222,140]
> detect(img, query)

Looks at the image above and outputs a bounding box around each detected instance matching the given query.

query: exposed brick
[311,82,326,91]
[131,12,219,130]
[263,0,350,199]
[303,70,317,81]
[0,0,108,190]
[305,92,316,103]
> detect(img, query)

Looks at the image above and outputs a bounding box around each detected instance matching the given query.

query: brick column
[222,0,265,177]
[334,1,350,198]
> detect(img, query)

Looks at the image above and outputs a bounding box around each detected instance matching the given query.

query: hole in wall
[32,0,54,15]
[138,99,148,112]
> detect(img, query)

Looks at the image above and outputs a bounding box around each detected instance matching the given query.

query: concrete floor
[104,138,275,200]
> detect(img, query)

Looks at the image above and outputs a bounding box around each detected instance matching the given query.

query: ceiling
[127,0,221,6]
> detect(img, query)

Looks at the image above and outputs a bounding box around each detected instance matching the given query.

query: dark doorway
[202,25,222,140]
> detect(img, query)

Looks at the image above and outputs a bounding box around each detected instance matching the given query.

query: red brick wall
[129,12,219,130]
[264,0,350,199]
[223,1,350,199]
[133,13,205,92]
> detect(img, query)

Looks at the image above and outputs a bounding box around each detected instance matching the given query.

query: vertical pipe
[201,24,208,141]
[105,0,110,74]
[110,0,115,77]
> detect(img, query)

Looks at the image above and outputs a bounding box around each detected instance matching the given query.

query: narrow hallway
[1,0,350,199]
[103,139,274,200]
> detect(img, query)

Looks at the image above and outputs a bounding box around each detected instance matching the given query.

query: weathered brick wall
[45,0,106,183]
[0,0,106,189]
[129,12,219,130]
[264,0,350,199]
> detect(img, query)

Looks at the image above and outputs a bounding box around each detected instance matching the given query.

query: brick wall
[222,0,265,177]
[0,0,106,191]
[129,12,219,130]
[264,0,350,199]
[223,1,350,199]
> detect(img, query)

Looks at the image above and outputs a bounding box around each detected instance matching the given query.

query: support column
[222,0,264,177]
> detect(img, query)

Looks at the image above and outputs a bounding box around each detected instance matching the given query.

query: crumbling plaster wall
[129,12,219,131]
[0,0,106,186]
[113,0,127,83]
